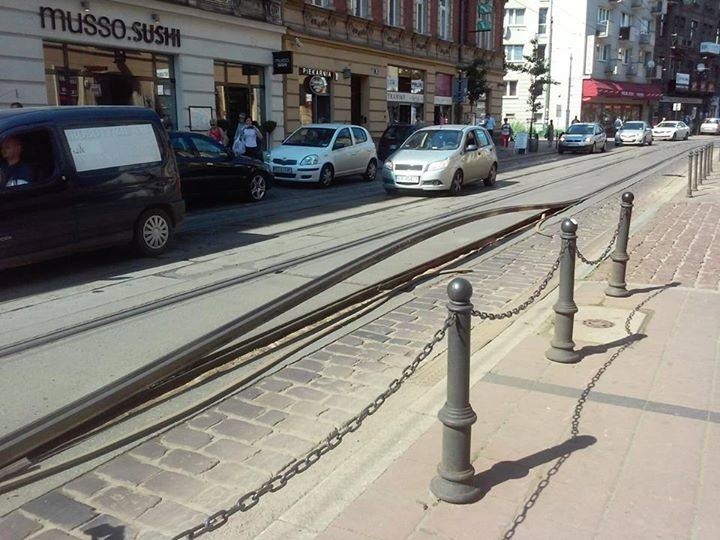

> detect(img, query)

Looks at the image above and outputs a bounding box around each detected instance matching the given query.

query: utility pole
[543,0,554,131]
[565,53,573,128]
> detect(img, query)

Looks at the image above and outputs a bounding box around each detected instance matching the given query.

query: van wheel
[135,209,172,256]
[483,164,497,186]
[449,170,463,195]
[364,159,378,181]
[248,173,267,202]
[319,164,334,188]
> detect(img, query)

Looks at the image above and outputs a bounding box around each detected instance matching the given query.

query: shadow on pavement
[578,333,646,360]
[627,281,681,295]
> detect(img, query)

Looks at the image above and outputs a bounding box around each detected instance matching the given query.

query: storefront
[581,78,663,134]
[1,1,284,144]
[434,73,454,124]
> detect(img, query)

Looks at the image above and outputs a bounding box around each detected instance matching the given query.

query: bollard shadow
[577,333,646,360]
[626,281,680,296]
[472,435,596,498]
[83,524,126,539]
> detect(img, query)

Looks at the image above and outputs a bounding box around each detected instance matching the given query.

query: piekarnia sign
[39,6,181,48]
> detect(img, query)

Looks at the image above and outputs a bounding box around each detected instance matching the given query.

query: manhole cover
[582,319,615,328]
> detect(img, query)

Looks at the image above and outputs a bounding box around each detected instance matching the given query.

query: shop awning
[582,79,664,101]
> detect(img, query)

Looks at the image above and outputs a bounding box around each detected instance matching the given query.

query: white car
[700,118,720,135]
[652,121,690,141]
[382,125,498,195]
[614,121,653,146]
[269,124,377,187]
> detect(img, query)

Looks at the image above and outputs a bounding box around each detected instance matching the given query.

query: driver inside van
[0,136,34,188]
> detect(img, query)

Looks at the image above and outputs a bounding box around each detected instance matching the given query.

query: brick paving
[0,158,695,539]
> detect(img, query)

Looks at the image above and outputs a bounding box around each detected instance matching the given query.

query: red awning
[582,79,664,101]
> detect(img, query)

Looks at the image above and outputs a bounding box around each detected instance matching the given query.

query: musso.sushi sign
[39,6,181,48]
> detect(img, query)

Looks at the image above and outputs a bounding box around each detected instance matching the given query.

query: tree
[506,39,557,138]
[463,58,490,108]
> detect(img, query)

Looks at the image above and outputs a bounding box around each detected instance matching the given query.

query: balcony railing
[596,20,610,38]
[604,61,618,74]
[619,26,632,40]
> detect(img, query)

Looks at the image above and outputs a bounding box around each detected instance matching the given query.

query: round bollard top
[622,192,634,204]
[561,218,578,233]
[447,278,473,302]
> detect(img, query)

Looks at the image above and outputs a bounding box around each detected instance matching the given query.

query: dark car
[169,132,272,202]
[378,123,426,162]
[0,106,185,271]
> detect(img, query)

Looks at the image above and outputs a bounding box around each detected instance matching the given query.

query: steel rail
[0,144,671,360]
[0,142,692,475]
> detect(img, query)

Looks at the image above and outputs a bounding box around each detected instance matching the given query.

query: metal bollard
[691,151,698,191]
[688,151,695,197]
[699,147,705,184]
[695,146,702,187]
[545,219,580,364]
[708,145,713,176]
[431,278,482,504]
[606,192,634,298]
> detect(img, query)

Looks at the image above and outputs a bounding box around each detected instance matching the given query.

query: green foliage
[509,120,527,135]
[459,58,490,106]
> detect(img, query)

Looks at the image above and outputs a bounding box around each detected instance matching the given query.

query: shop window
[214,60,266,142]
[42,41,177,129]
[299,76,331,125]
[1,130,57,191]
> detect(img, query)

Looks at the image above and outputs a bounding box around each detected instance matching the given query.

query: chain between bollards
[431,278,482,503]
[606,192,634,298]
[545,219,580,364]
[688,151,695,197]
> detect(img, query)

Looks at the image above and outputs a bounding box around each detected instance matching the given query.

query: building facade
[653,0,720,129]
[503,0,665,133]
[0,0,286,145]
[280,0,506,140]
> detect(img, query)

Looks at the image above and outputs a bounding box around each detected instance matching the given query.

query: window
[625,48,632,65]
[190,135,225,158]
[351,0,369,18]
[618,48,625,64]
[538,7,548,35]
[597,8,609,23]
[415,0,428,34]
[504,8,525,26]
[621,12,631,27]
[690,20,698,40]
[597,44,611,61]
[0,129,57,189]
[334,128,353,149]
[504,45,524,63]
[351,127,368,143]
[475,129,490,147]
[386,0,400,26]
[170,135,195,159]
[438,0,451,40]
[640,19,650,34]
[505,81,518,96]
[307,0,331,7]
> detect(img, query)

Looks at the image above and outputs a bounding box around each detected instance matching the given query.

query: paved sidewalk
[0,156,702,539]
[308,173,720,538]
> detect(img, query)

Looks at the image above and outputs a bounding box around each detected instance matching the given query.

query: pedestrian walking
[484,113,496,140]
[571,115,580,124]
[546,120,555,147]
[233,115,263,160]
[207,119,229,146]
[500,118,513,148]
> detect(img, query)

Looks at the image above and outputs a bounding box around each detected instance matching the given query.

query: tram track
[0,143,678,360]
[0,140,694,480]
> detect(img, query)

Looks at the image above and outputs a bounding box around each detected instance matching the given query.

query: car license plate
[396,175,420,184]
[273,166,292,174]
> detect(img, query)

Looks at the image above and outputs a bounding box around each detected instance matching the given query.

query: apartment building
[281,0,506,138]
[653,0,720,127]
[503,0,665,133]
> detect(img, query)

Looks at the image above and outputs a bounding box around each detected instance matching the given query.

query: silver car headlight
[584,136,593,142]
[427,159,450,172]
[300,154,319,166]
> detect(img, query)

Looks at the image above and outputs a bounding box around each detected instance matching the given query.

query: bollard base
[605,284,630,298]
[545,345,580,364]
[430,475,483,504]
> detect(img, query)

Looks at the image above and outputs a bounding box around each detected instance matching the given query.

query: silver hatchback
[558,123,607,154]
[382,125,498,195]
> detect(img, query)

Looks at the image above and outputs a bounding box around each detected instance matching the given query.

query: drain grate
[582,318,615,329]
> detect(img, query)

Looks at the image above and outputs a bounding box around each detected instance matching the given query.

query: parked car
[382,125,497,195]
[652,121,690,141]
[0,106,185,271]
[169,131,271,202]
[700,118,720,135]
[614,121,653,146]
[377,123,426,162]
[557,123,607,154]
[269,124,377,188]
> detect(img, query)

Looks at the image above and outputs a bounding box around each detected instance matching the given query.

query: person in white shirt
[235,115,263,160]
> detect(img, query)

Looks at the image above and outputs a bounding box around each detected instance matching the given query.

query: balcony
[604,61,618,75]
[158,0,281,23]
[596,20,611,38]
[618,26,632,41]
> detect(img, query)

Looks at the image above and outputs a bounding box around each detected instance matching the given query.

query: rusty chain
[471,246,564,321]
[503,286,669,538]
[575,225,619,266]
[172,313,457,540]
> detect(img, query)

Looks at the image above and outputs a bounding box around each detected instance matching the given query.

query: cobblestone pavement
[0,158,690,539]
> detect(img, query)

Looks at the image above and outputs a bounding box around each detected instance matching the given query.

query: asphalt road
[0,138,707,439]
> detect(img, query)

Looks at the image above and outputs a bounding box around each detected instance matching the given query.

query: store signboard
[700,42,720,55]
[300,67,339,80]
[676,72,690,89]
[65,124,161,172]
[387,91,424,103]
[272,51,293,75]
[434,96,453,105]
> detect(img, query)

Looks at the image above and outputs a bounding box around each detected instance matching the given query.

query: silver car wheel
[143,215,169,250]
[249,174,266,201]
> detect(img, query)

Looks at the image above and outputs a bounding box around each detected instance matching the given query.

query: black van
[0,106,185,270]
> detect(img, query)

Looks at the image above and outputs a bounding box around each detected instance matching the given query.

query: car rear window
[65,124,161,173]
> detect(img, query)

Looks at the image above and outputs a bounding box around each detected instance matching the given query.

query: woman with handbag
[234,116,263,160]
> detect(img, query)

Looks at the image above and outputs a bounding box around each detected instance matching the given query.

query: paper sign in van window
[65,124,161,173]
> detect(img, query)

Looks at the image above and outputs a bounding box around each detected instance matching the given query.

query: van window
[0,129,57,191]
[64,124,161,173]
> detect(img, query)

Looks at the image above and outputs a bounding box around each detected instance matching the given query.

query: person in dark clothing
[0,136,34,188]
